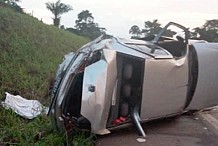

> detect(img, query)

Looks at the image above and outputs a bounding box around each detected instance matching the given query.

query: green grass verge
[0,106,95,145]
[0,6,94,145]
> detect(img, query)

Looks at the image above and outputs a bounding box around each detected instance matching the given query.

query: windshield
[126,43,171,56]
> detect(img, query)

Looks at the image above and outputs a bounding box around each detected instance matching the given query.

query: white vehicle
[48,22,218,138]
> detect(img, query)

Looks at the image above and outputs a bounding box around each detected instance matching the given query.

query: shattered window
[87,51,102,66]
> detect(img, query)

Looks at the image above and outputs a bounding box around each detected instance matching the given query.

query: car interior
[156,35,186,58]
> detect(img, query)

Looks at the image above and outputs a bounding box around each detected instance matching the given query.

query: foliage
[0,107,63,145]
[66,27,81,35]
[129,20,176,39]
[141,19,162,37]
[75,10,106,40]
[129,25,141,38]
[45,0,72,27]
[192,19,218,42]
[0,7,88,102]
[76,10,94,24]
[0,107,95,145]
[0,0,22,13]
[0,7,92,144]
[131,19,218,42]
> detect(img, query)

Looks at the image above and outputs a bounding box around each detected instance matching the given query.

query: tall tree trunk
[53,17,60,27]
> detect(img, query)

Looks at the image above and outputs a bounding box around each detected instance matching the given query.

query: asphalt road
[96,108,218,146]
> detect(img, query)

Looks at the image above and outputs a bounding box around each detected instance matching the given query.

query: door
[140,57,189,119]
[141,22,190,119]
[81,49,117,135]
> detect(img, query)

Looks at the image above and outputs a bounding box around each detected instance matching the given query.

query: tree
[66,27,80,35]
[139,19,176,38]
[75,10,94,32]
[192,19,218,42]
[76,10,94,24]
[203,19,218,30]
[45,0,72,27]
[0,0,23,13]
[141,20,162,37]
[75,10,106,40]
[129,25,141,38]
[0,0,19,4]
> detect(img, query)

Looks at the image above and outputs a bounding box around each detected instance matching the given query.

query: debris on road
[194,117,199,120]
[136,137,146,143]
[203,127,208,130]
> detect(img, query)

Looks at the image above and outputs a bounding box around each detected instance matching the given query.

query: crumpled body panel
[141,56,189,119]
[81,49,117,134]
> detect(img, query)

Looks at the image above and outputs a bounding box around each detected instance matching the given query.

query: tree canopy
[129,25,141,38]
[141,19,162,37]
[45,0,72,27]
[76,10,94,24]
[0,0,22,12]
[192,19,218,42]
[129,20,176,39]
[74,10,106,40]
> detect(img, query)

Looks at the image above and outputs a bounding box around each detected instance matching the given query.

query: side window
[158,26,186,58]
[154,22,189,58]
[87,51,102,66]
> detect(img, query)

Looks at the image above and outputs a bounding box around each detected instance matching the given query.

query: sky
[19,0,218,38]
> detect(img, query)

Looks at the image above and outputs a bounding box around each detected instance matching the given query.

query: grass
[0,106,95,145]
[0,6,94,145]
[0,106,95,146]
[0,6,88,102]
